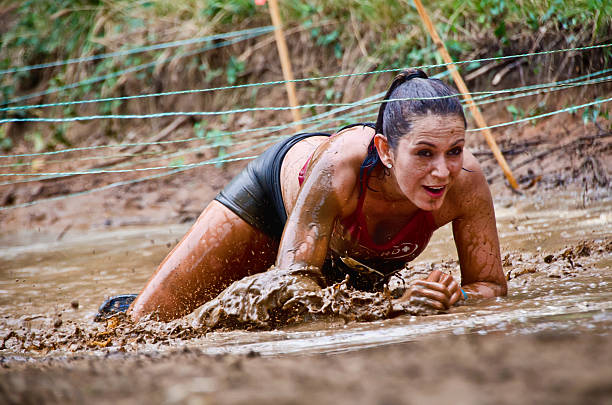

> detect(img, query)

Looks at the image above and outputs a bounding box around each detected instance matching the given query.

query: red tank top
[335,178,437,263]
[298,151,438,265]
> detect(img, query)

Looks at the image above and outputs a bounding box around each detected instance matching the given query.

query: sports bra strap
[298,123,375,186]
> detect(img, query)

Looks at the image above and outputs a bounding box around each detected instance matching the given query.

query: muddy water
[1,190,610,358]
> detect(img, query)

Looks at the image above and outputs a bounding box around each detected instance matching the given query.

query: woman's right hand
[195,267,325,329]
[393,269,463,312]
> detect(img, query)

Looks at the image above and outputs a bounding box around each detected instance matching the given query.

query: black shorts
[215,132,330,239]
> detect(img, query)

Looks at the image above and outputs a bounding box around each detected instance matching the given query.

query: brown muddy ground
[2,332,611,405]
[1,91,611,404]
[1,220,610,405]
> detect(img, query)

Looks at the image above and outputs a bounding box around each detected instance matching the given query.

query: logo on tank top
[379,242,419,259]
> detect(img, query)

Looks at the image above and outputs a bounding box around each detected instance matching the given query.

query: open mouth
[423,185,446,197]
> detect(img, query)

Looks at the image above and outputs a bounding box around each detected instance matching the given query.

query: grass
[0,0,610,152]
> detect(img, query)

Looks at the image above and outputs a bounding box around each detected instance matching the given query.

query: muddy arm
[451,163,507,299]
[276,136,362,272]
[196,137,366,328]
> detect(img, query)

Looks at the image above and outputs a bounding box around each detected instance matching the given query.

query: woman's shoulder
[456,150,486,188]
[301,125,374,214]
[311,124,375,168]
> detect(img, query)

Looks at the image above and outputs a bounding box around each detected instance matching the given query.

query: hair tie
[396,69,428,82]
[375,69,428,135]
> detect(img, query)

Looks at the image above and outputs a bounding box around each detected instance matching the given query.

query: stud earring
[386,162,393,168]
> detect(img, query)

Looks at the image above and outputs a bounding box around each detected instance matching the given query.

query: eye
[417,149,433,157]
[447,147,463,156]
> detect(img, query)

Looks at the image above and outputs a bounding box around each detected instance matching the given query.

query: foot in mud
[95,294,138,322]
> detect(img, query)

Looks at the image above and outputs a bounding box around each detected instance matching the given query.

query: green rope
[466,96,612,132]
[3,67,610,125]
[2,42,609,112]
[0,137,279,211]
[472,75,612,108]
[2,93,608,211]
[0,26,275,76]
[3,95,609,178]
[1,30,272,107]
[0,91,388,158]
[0,101,381,185]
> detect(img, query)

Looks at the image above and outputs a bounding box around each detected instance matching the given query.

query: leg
[129,200,278,321]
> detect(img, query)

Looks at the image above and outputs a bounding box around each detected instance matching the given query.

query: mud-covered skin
[129,201,278,321]
[131,114,506,323]
[196,266,438,331]
[196,266,326,329]
[279,116,506,309]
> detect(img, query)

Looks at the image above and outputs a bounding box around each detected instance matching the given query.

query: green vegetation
[581,99,610,124]
[0,0,610,152]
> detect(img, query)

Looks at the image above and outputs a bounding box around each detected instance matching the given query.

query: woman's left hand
[395,269,463,311]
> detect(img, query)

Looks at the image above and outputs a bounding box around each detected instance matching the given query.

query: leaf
[206,129,225,145]
[334,42,343,59]
[193,122,206,139]
[0,127,12,151]
[494,21,506,40]
[170,157,185,167]
[52,127,71,147]
[25,132,45,152]
[215,147,227,168]
[226,56,245,85]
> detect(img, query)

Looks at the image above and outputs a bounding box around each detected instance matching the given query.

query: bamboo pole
[266,0,303,131]
[412,0,519,190]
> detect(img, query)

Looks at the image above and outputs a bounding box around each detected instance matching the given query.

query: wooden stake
[413,0,519,190]
[267,0,303,131]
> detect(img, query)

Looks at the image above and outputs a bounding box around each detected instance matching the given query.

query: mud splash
[1,190,611,359]
[195,266,435,331]
[1,238,609,358]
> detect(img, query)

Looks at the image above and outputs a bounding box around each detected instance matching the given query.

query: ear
[373,133,393,166]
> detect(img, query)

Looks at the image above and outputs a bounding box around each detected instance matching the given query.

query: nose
[431,156,450,180]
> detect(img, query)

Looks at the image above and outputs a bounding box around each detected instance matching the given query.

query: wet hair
[359,68,466,187]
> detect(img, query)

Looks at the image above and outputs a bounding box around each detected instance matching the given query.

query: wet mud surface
[1,222,611,404]
[195,265,438,331]
[0,115,611,403]
[1,236,610,355]
[1,227,611,405]
[2,332,612,405]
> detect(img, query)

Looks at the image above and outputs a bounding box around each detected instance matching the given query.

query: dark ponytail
[374,69,429,136]
[358,68,466,192]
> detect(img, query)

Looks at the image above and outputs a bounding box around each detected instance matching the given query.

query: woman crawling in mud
[124,68,507,323]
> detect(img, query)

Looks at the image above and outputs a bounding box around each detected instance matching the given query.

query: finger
[415,280,452,298]
[440,273,455,287]
[446,278,459,295]
[426,270,443,282]
[442,277,463,306]
[449,289,462,306]
[412,287,448,304]
[409,295,446,311]
[411,284,450,308]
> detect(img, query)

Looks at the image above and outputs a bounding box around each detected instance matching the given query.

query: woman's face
[387,113,466,211]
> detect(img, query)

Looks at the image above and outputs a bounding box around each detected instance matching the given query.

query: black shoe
[94,294,137,322]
